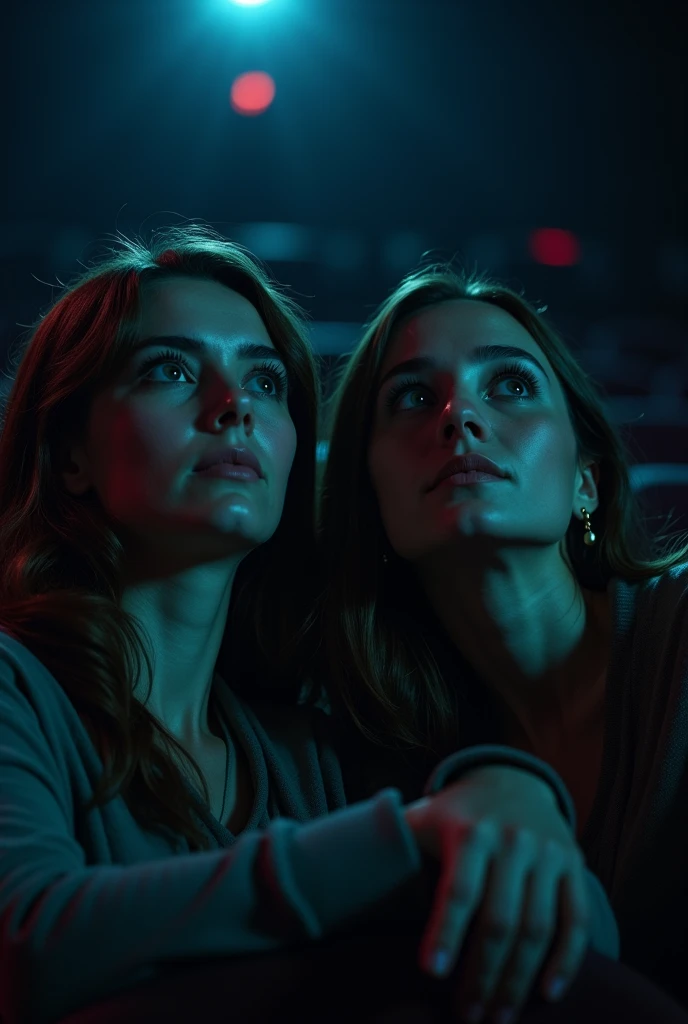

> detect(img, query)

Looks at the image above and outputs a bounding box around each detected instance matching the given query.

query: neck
[123,557,242,749]
[416,545,610,743]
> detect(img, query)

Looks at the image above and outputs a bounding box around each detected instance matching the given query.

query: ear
[573,459,600,521]
[60,441,93,497]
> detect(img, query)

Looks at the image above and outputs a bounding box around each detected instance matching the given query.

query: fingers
[418,820,496,978]
[418,819,591,1024]
[453,829,544,1022]
[454,849,589,1024]
[538,856,590,1002]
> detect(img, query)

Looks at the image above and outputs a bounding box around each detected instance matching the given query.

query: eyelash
[138,348,289,399]
[384,361,542,410]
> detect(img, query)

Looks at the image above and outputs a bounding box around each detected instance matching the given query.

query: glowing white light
[229,0,272,7]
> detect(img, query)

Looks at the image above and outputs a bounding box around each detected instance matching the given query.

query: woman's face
[368,299,597,564]
[63,276,297,568]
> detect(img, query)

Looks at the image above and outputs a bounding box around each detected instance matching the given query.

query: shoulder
[644,561,688,597]
[611,564,688,700]
[0,632,30,723]
[0,631,73,777]
[619,562,688,633]
[0,630,92,753]
[0,630,54,703]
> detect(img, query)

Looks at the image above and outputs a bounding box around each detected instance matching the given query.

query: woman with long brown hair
[320,262,688,1021]
[0,226,561,1024]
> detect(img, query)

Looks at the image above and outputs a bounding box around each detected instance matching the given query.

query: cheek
[512,417,579,517]
[92,406,186,501]
[368,435,409,517]
[264,414,298,494]
[514,417,576,478]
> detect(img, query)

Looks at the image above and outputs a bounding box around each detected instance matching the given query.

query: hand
[403,765,591,1023]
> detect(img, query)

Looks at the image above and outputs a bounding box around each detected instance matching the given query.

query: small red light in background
[528,228,581,267]
[230,72,275,116]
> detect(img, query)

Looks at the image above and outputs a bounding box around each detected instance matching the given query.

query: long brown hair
[319,263,688,762]
[0,224,321,851]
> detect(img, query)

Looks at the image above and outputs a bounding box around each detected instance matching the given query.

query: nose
[437,394,492,445]
[207,387,255,436]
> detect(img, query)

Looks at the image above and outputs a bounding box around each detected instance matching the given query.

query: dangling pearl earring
[382,552,389,565]
[581,507,596,546]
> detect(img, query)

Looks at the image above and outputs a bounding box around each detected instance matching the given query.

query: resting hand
[403,765,591,1023]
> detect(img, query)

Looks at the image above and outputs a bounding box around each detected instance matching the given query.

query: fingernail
[464,1003,484,1024]
[548,976,567,1000]
[431,949,450,976]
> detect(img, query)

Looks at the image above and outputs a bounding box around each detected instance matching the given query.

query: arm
[0,674,422,1024]
[423,747,620,961]
[423,745,578,829]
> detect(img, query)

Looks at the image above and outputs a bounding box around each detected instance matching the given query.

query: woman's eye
[242,362,289,399]
[244,373,278,397]
[491,377,529,397]
[385,380,435,412]
[141,360,193,384]
[396,388,432,410]
[488,366,541,400]
[384,363,540,414]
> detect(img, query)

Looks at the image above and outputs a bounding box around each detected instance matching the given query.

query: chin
[200,510,275,546]
[429,509,484,541]
[143,504,276,555]
[187,493,272,534]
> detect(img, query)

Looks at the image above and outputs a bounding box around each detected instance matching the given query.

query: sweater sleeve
[423,745,620,961]
[0,670,423,1023]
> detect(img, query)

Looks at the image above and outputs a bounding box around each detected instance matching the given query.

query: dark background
[3,0,687,476]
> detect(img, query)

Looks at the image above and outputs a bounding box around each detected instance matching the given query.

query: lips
[194,446,263,477]
[430,453,507,490]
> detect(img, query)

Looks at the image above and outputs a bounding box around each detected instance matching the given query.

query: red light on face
[230,72,276,116]
[528,228,581,267]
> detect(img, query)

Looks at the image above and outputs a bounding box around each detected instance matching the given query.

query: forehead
[137,276,273,347]
[382,299,542,368]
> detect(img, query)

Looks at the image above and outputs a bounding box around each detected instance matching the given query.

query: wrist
[403,796,432,830]
[403,796,435,846]
[461,763,559,806]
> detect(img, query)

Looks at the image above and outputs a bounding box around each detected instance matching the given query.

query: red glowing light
[528,228,581,267]
[230,72,276,116]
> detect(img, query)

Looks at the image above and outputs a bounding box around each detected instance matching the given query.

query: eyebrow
[377,344,551,391]
[132,335,286,367]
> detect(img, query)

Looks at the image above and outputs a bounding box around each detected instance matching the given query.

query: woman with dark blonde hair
[0,226,586,1024]
[320,263,688,1022]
